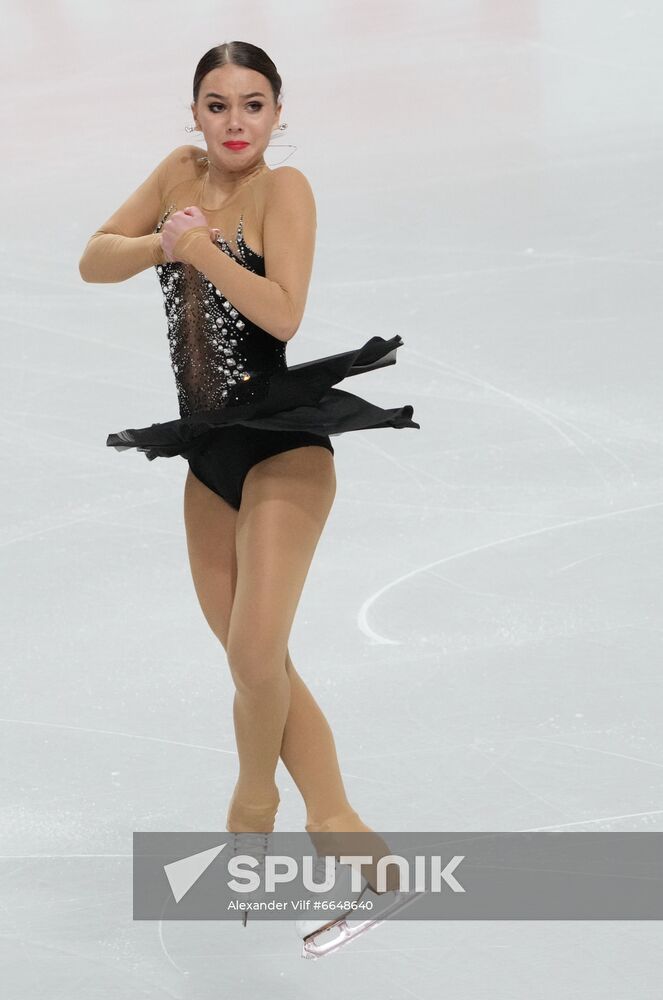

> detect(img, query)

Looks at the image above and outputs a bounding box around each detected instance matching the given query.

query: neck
[203,154,267,194]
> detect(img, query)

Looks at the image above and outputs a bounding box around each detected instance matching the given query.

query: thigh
[226,444,336,682]
[183,465,238,649]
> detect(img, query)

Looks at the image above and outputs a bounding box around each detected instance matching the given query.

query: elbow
[78,256,114,284]
[78,249,100,283]
[78,235,96,281]
[277,293,302,342]
[78,234,112,283]
[281,319,301,343]
[278,323,295,343]
[276,319,299,344]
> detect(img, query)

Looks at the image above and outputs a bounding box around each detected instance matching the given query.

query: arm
[170,166,317,343]
[78,146,190,283]
[79,232,164,283]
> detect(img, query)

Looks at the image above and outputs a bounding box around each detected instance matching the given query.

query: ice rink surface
[1,0,662,996]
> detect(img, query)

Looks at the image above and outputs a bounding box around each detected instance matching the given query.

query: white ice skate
[295,854,423,960]
[226,832,271,928]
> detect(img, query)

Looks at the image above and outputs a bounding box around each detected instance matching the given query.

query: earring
[267,121,297,165]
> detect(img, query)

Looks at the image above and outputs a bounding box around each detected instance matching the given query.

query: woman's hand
[160,206,215,263]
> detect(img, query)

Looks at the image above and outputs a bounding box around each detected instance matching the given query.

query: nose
[226,109,244,133]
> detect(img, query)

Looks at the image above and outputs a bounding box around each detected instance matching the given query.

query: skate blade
[301,890,425,960]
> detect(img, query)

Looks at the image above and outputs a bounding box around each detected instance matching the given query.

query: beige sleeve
[170,166,317,342]
[78,146,193,283]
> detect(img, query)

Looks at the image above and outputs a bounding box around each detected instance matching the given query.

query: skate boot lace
[310,853,338,884]
[230,831,270,862]
[228,832,271,927]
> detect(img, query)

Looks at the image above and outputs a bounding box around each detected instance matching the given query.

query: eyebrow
[205,91,266,99]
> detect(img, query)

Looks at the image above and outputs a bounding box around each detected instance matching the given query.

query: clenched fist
[160,206,218,262]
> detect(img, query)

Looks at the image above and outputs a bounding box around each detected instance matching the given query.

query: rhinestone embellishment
[152,205,284,416]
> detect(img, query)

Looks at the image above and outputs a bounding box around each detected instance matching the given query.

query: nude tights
[225,650,367,834]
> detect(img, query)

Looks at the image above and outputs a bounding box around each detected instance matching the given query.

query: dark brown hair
[192,41,282,106]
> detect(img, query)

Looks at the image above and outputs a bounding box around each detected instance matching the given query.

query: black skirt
[106,334,420,462]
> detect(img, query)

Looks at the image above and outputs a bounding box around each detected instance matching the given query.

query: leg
[183,466,238,648]
[225,445,337,832]
[281,651,356,826]
[184,451,364,831]
[283,648,399,891]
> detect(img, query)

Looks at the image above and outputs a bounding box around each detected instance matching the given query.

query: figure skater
[79,40,420,954]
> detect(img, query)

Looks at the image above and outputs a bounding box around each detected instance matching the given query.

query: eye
[208,102,264,113]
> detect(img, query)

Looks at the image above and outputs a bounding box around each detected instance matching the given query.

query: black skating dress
[88,147,420,510]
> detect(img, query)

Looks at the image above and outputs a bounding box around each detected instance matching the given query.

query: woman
[79,41,418,929]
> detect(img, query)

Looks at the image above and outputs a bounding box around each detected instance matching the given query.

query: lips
[223,141,249,149]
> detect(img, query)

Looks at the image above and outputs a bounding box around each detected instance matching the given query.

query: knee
[226,638,287,693]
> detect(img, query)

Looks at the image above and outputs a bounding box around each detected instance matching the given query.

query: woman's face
[191,63,281,168]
